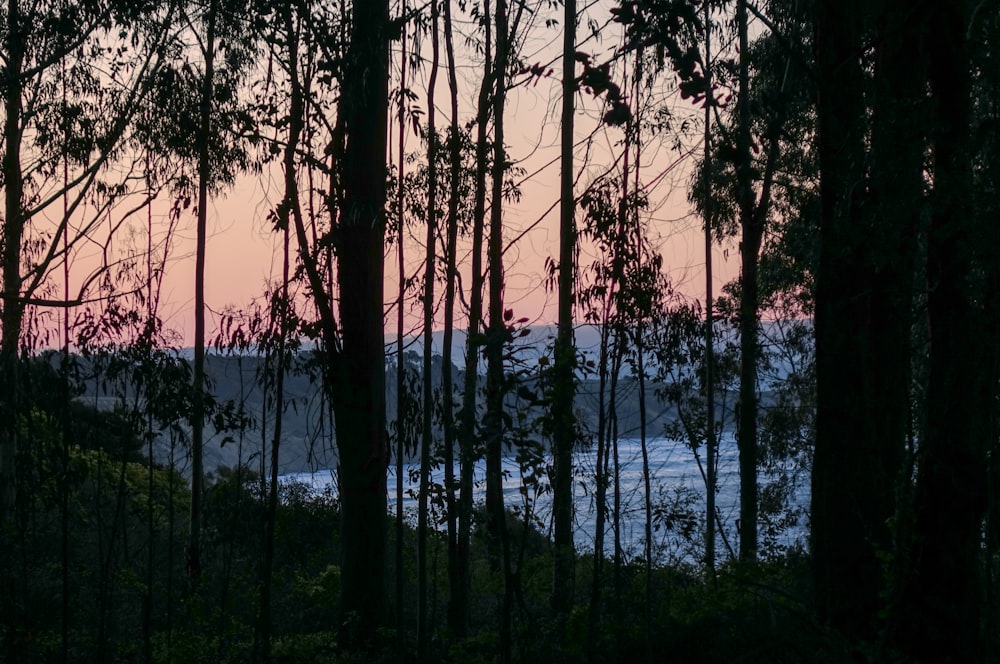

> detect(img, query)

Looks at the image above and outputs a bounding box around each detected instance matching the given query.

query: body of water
[281,436,810,565]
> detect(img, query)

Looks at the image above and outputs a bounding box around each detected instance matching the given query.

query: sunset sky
[51,2,742,350]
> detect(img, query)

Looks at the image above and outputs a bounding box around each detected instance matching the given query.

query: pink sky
[53,7,740,349]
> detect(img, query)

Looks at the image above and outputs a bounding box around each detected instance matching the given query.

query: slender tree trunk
[486,1,514,659]
[735,0,759,566]
[395,4,408,655]
[456,0,492,637]
[442,0,463,637]
[702,0,717,578]
[59,52,72,664]
[587,289,614,663]
[189,0,218,586]
[609,333,624,609]
[258,7,300,655]
[1,0,25,526]
[626,50,653,658]
[550,0,578,629]
[418,2,440,657]
[143,172,156,664]
[258,227,290,662]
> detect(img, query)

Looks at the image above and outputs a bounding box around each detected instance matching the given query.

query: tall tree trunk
[550,0,577,627]
[609,332,624,610]
[258,5,300,655]
[456,0,493,637]
[442,0,463,637]
[812,0,911,641]
[486,0,514,659]
[865,0,925,644]
[735,0,759,566]
[812,0,869,635]
[189,0,218,586]
[332,0,390,647]
[394,4,408,655]
[1,0,25,526]
[418,2,440,658]
[630,66,652,658]
[702,0,717,578]
[898,3,986,658]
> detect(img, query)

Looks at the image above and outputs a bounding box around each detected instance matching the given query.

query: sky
[50,1,742,349]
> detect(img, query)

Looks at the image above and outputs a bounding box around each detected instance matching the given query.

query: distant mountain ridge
[76,321,810,475]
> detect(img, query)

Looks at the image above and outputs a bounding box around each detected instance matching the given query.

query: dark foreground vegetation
[0,360,857,663]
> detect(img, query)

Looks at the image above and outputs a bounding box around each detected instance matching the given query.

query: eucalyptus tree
[895,2,988,658]
[811,0,925,642]
[578,166,671,657]
[456,0,492,638]
[265,0,391,647]
[0,0,177,526]
[441,0,465,637]
[249,2,308,656]
[187,0,217,587]
[687,0,814,565]
[612,0,718,577]
[392,2,409,652]
[331,12,391,641]
[579,180,621,656]
[486,0,515,657]
[417,1,440,657]
[156,0,261,586]
[699,0,718,577]
[549,0,577,625]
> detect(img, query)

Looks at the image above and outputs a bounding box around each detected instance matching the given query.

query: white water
[281,436,810,565]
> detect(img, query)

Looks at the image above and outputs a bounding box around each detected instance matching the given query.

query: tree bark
[486,0,514,659]
[456,0,493,637]
[702,0,717,578]
[394,4,408,656]
[812,0,913,641]
[898,3,987,658]
[332,0,390,647]
[735,0,759,565]
[418,2,439,658]
[550,0,577,626]
[189,0,218,586]
[1,0,25,524]
[442,0,464,637]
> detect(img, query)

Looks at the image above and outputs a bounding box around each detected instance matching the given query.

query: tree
[485,0,515,659]
[417,2,440,657]
[811,0,918,643]
[392,2,409,653]
[441,0,464,637]
[255,1,301,657]
[326,0,391,645]
[280,0,391,647]
[456,0,493,638]
[700,0,718,578]
[1,0,174,526]
[549,0,577,626]
[896,1,988,658]
[188,0,218,587]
